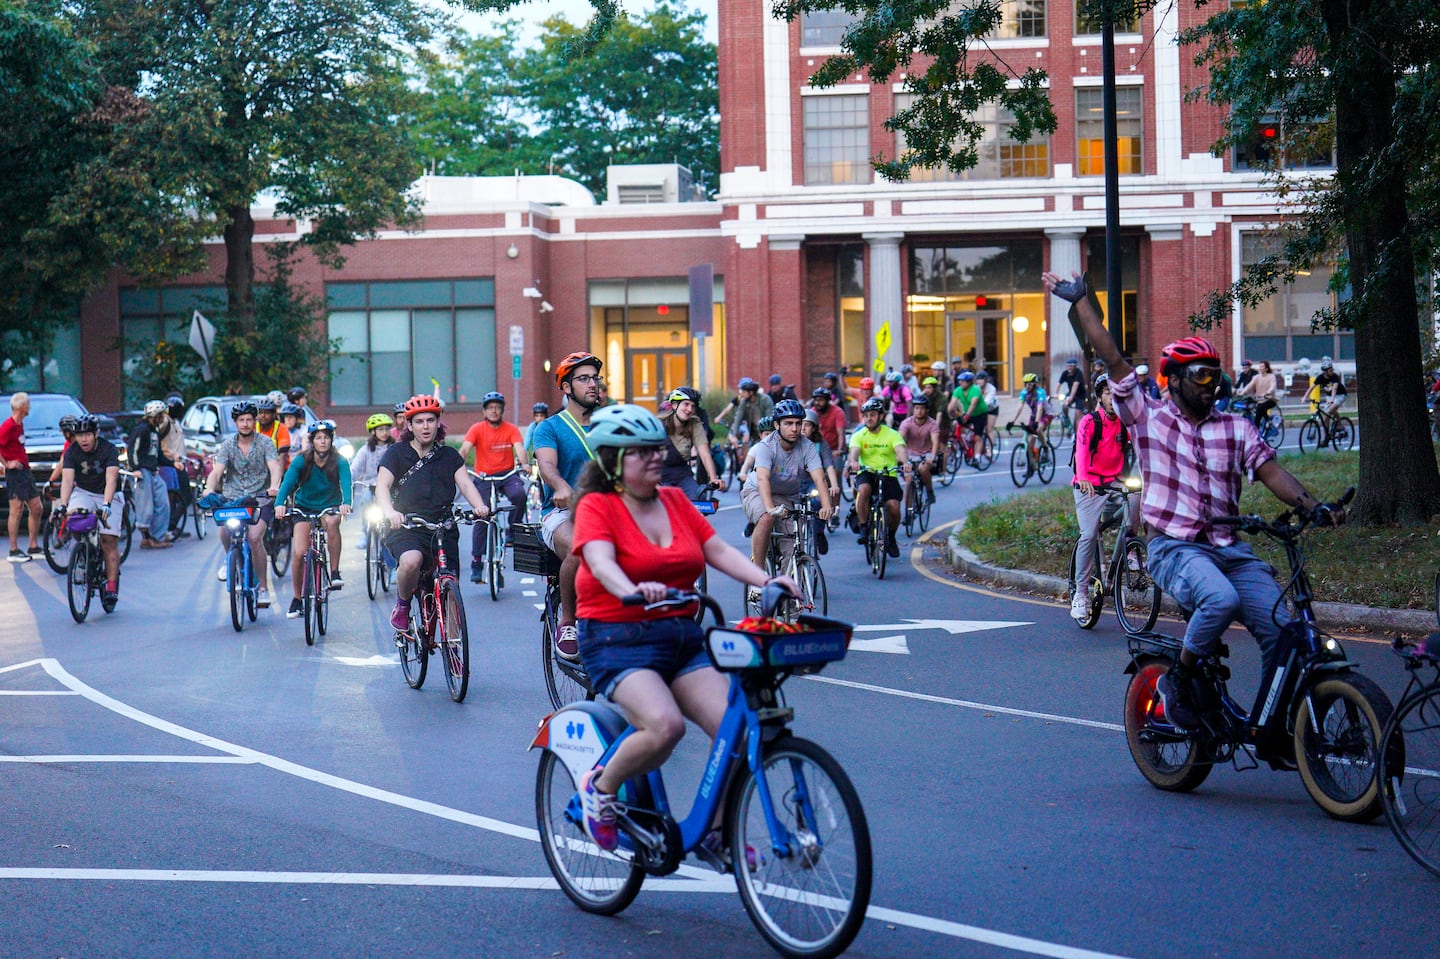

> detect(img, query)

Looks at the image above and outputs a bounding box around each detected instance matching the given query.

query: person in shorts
[740,399,833,585]
[1,392,43,561]
[57,415,124,610]
[201,400,282,608]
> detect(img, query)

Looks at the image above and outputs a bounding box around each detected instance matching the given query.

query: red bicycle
[394,509,476,703]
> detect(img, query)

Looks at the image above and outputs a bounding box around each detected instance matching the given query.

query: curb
[942,520,1437,637]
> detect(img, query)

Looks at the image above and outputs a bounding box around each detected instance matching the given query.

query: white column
[1046,229,1085,363]
[1153,1,1183,180]
[763,10,793,189]
[864,233,905,376]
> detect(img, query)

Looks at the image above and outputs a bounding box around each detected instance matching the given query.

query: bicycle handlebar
[1210,487,1354,538]
[620,588,728,623]
[397,508,478,530]
[288,506,342,521]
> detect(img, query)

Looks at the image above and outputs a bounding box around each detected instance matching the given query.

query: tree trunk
[1323,2,1440,525]
[223,203,255,334]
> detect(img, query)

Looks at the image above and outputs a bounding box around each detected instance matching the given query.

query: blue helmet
[482,391,506,408]
[772,398,805,421]
[958,371,975,382]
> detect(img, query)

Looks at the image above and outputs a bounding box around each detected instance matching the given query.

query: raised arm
[1042,271,1133,383]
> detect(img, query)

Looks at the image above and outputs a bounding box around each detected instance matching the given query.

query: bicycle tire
[66,542,92,624]
[794,554,828,616]
[315,552,328,637]
[399,617,427,690]
[901,484,915,538]
[1009,444,1030,487]
[917,494,931,533]
[940,439,960,486]
[873,518,887,580]
[269,524,291,577]
[488,521,503,602]
[245,550,257,622]
[1294,673,1393,822]
[1114,537,1160,634]
[118,499,135,564]
[193,497,208,540]
[542,584,593,709]
[303,552,317,646]
[229,548,244,633]
[535,751,644,914]
[1381,684,1433,875]
[1037,441,1057,484]
[1123,660,1213,792]
[366,528,381,601]
[1298,418,1323,454]
[1067,542,1102,630]
[1334,416,1356,451]
[440,578,470,703]
[975,434,994,471]
[44,514,73,574]
[727,736,872,959]
[1262,412,1285,450]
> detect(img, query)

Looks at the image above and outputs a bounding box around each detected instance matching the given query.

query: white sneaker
[257,587,272,608]
[217,563,227,582]
[1070,593,1090,622]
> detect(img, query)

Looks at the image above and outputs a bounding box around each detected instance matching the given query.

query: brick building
[13,1,1350,431]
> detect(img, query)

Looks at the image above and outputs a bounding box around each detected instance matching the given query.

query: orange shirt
[464,420,523,474]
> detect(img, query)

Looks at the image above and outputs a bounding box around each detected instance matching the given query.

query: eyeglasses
[623,446,665,458]
[571,374,604,385]
[1184,365,1221,386]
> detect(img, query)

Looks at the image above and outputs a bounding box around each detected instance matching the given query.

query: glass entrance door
[627,349,690,412]
[946,312,1013,392]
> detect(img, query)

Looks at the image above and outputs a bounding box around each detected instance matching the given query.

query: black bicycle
[1067,478,1160,633]
[291,507,340,647]
[742,490,828,622]
[1298,404,1355,454]
[514,522,594,710]
[63,509,112,623]
[1122,489,1398,821]
[1379,631,1440,875]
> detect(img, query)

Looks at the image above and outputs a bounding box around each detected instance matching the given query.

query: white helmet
[1135,364,1149,376]
[266,389,286,407]
[143,400,167,418]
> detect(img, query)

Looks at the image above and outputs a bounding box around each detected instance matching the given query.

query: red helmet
[859,376,875,390]
[1160,336,1221,377]
[555,351,602,388]
[402,394,443,417]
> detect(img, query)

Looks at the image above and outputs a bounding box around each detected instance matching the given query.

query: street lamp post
[1101,0,1122,342]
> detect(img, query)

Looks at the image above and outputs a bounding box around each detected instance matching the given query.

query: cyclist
[801,408,841,553]
[159,394,191,538]
[1235,359,1279,428]
[715,377,772,465]
[846,375,877,419]
[1134,364,1161,400]
[57,415,124,611]
[659,387,724,500]
[879,371,912,428]
[567,404,796,851]
[287,386,309,410]
[741,399,834,587]
[929,360,950,397]
[766,373,798,405]
[523,401,549,449]
[2,392,45,561]
[975,371,1000,447]
[899,397,940,505]
[280,403,307,457]
[201,401,282,608]
[458,391,529,584]
[392,401,407,435]
[128,401,174,549]
[255,397,292,470]
[375,395,491,631]
[818,371,846,408]
[947,371,988,464]
[1235,359,1256,392]
[350,412,395,548]
[1006,373,1051,477]
[530,352,606,661]
[46,415,81,487]
[275,420,353,618]
[1045,270,1342,732]
[900,363,922,398]
[808,387,848,462]
[846,397,910,559]
[736,415,775,489]
[1070,374,1130,622]
[1311,358,1348,416]
[1056,358,1088,434]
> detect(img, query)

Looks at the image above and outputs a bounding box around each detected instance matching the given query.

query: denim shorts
[577,615,710,699]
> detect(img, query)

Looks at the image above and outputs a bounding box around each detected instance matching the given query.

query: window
[801,10,857,47]
[1084,234,1142,355]
[1233,114,1335,171]
[1075,0,1138,34]
[327,280,496,407]
[118,286,226,407]
[1076,86,1143,176]
[994,0,1046,38]
[895,97,1049,181]
[803,94,870,186]
[2,316,82,397]
[1239,233,1354,362]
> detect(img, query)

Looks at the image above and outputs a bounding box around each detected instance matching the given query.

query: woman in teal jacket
[275,420,352,618]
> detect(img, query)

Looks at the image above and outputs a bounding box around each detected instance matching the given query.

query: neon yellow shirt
[848,425,904,471]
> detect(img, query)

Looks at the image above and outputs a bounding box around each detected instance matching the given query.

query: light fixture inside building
[1012,315,1030,333]
[543,359,552,373]
[506,244,519,259]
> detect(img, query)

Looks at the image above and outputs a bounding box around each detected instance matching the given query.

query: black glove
[1050,274,1088,304]
[1310,502,1343,527]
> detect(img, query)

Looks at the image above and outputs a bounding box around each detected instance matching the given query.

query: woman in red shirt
[1070,374,1130,622]
[569,404,794,850]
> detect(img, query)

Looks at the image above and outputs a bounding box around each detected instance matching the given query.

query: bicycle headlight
[366,504,384,524]
[225,518,243,532]
[1124,476,1143,491]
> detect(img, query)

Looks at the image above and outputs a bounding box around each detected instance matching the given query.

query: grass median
[955,449,1440,611]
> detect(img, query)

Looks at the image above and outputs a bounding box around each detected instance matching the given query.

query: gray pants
[1147,537,1285,673]
[1072,487,1113,588]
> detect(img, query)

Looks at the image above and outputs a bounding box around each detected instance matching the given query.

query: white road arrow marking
[853,619,1032,635]
[848,635,909,655]
[331,655,397,668]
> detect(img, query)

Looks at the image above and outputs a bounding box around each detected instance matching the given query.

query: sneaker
[1156,664,1201,732]
[287,598,303,619]
[217,563,227,582]
[8,549,30,563]
[101,584,118,613]
[1070,593,1091,622]
[330,571,343,589]
[257,587,272,608]
[743,521,756,538]
[471,564,483,584]
[926,488,936,505]
[885,535,900,558]
[816,526,829,556]
[555,623,581,662]
[172,530,191,540]
[855,524,868,546]
[28,545,44,556]
[390,599,411,631]
[578,767,619,852]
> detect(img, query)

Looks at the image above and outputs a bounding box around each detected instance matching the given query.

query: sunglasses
[1184,365,1222,386]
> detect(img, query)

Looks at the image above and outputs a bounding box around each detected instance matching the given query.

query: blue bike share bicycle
[213,498,265,632]
[531,586,872,959]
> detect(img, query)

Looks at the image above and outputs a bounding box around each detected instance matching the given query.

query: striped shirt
[1112,371,1275,547]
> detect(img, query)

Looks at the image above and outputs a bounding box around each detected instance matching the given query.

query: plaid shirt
[1112,371,1275,547]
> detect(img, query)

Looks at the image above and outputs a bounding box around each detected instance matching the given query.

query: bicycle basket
[511,522,562,577]
[705,614,853,674]
[67,512,98,535]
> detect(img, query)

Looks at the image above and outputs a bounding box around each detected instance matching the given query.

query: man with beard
[202,401,282,608]
[1044,270,1343,734]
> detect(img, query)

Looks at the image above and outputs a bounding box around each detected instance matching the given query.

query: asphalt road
[1,439,1425,959]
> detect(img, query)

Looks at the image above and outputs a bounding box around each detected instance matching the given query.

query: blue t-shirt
[528,410,593,514]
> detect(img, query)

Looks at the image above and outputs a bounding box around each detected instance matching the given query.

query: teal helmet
[585,404,667,450]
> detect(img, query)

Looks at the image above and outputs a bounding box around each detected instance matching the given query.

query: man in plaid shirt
[1044,271,1343,733]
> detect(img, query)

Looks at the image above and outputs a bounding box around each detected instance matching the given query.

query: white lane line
[0,658,47,675]
[0,755,257,764]
[0,690,81,696]
[0,868,727,892]
[522,590,537,597]
[804,676,1123,732]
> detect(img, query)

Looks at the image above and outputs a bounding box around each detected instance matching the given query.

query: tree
[66,0,450,335]
[1183,0,1440,525]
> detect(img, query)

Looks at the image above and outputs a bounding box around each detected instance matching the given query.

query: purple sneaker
[578,767,618,851]
[390,599,411,631]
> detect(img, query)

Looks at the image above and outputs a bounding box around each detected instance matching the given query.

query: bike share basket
[706,614,853,674]
[511,522,562,577]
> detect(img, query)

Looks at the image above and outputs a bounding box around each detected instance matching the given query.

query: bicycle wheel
[439,579,470,703]
[366,529,381,600]
[1009,444,1030,487]
[1067,542,1102,630]
[398,617,427,690]
[303,552,317,646]
[940,440,960,486]
[872,514,887,581]
[1298,418,1323,454]
[975,434,994,471]
[1333,416,1355,451]
[901,485,915,538]
[917,493,931,533]
[1262,412,1285,450]
[193,496,208,540]
[535,751,645,914]
[543,589,593,709]
[794,554,828,617]
[245,551,257,622]
[1381,685,1436,876]
[315,554,328,637]
[44,515,73,574]
[727,736,872,959]
[118,499,135,564]
[1114,538,1161,634]
[1123,660,1213,792]
[1293,673,1392,822]
[229,548,244,633]
[66,544,92,624]
[270,525,291,577]
[488,521,503,603]
[1037,442,1057,484]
